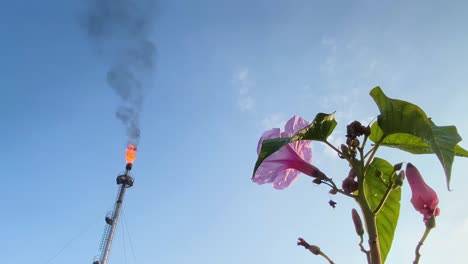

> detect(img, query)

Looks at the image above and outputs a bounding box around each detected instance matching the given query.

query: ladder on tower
[93,211,114,264]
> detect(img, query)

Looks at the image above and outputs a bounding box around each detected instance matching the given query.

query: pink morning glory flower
[406,163,440,221]
[252,115,324,190]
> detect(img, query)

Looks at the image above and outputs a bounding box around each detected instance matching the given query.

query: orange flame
[126,144,137,164]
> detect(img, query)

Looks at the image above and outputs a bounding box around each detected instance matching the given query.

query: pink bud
[406,163,440,222]
[351,209,364,236]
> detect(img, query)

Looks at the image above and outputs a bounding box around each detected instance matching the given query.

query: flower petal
[282,115,309,137]
[257,128,281,154]
[253,115,316,189]
[272,169,301,189]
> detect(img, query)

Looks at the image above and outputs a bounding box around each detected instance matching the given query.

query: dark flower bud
[308,245,321,255]
[347,169,357,179]
[297,238,321,255]
[342,176,358,193]
[340,144,349,158]
[313,169,329,181]
[347,121,367,138]
[297,237,310,248]
[329,189,338,195]
[393,170,405,189]
[364,126,371,136]
[329,200,337,208]
[352,208,364,236]
[393,162,403,171]
[312,178,322,185]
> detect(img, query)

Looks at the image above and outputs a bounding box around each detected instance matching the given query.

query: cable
[122,207,138,264]
[43,220,97,264]
[121,207,128,264]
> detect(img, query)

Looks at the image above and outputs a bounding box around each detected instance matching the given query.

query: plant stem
[373,184,393,215]
[358,236,371,264]
[361,134,369,152]
[319,251,336,264]
[324,140,342,156]
[413,226,433,264]
[322,179,357,198]
[357,168,382,264]
[362,205,382,264]
[364,138,383,175]
[297,238,336,264]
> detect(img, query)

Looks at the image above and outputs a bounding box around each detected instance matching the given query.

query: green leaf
[252,113,337,177]
[291,112,337,142]
[369,86,465,189]
[369,122,468,157]
[365,157,401,263]
[252,138,291,178]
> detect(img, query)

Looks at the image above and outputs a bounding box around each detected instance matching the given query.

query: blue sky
[2,0,468,263]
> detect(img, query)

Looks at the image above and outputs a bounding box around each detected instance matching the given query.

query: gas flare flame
[126,144,137,164]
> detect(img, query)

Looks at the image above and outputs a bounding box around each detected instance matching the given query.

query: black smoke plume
[83,0,157,146]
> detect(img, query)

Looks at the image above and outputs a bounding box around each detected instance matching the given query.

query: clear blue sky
[2,0,468,263]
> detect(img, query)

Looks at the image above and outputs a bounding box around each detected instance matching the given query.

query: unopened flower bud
[329,200,337,208]
[329,189,338,195]
[316,169,330,181]
[342,177,358,193]
[393,170,405,189]
[352,208,364,237]
[364,126,371,136]
[351,139,360,148]
[347,121,367,138]
[340,144,349,158]
[308,245,321,255]
[312,178,322,185]
[393,162,403,171]
[297,238,321,255]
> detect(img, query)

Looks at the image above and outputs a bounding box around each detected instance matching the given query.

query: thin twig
[324,140,342,156]
[297,238,336,264]
[358,236,371,264]
[319,251,336,264]
[322,180,357,198]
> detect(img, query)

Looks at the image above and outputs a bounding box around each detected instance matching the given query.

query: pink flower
[252,116,324,190]
[406,163,440,221]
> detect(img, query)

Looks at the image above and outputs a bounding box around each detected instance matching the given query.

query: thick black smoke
[83,0,157,146]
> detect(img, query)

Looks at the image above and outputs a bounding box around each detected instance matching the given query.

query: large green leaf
[369,87,465,188]
[252,113,336,177]
[364,157,401,263]
[369,122,468,157]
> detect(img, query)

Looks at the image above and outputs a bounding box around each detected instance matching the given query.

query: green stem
[319,251,335,264]
[324,140,342,156]
[361,134,369,152]
[413,226,433,264]
[357,168,382,264]
[358,235,371,264]
[362,205,382,264]
[373,184,393,215]
[364,139,383,174]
